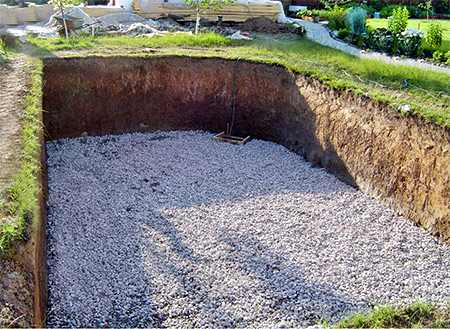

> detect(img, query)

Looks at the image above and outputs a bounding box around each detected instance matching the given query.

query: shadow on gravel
[218,230,362,320]
[136,214,363,326]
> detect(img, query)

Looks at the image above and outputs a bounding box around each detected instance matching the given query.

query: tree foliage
[387,6,409,34]
[425,22,443,50]
[184,0,234,34]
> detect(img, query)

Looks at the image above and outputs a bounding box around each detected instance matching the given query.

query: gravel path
[46,131,450,328]
[290,19,450,75]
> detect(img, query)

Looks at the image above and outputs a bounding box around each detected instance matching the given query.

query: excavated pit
[37,56,450,326]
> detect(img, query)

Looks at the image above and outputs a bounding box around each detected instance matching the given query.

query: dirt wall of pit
[42,56,450,241]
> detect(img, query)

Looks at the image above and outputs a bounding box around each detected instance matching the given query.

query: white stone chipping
[46,130,450,328]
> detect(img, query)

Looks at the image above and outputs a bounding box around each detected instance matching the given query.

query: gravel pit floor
[46,131,450,328]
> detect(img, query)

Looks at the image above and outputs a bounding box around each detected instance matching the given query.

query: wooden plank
[214,132,252,145]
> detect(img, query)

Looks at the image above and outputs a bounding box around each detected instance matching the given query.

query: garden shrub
[387,7,409,34]
[345,7,367,36]
[367,28,393,53]
[397,29,423,57]
[311,9,330,18]
[337,27,350,39]
[425,23,443,50]
[297,9,312,17]
[380,4,401,18]
[327,6,347,31]
[432,50,447,63]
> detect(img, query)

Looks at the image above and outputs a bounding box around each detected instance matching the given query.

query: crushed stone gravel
[46,130,450,328]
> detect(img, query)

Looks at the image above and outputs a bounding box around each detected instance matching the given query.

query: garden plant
[184,0,234,34]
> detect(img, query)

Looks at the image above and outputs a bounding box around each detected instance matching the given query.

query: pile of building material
[133,0,287,23]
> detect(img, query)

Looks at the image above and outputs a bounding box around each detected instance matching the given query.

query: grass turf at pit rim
[335,301,450,328]
[0,61,41,254]
[28,33,450,128]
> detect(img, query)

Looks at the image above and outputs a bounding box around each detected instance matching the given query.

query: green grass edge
[0,60,42,255]
[335,301,450,328]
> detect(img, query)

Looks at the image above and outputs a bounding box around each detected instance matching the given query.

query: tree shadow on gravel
[137,212,366,327]
[217,229,366,324]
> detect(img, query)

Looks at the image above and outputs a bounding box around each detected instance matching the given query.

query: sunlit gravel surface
[46,131,450,328]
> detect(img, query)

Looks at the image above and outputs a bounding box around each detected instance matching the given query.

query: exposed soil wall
[42,56,450,241]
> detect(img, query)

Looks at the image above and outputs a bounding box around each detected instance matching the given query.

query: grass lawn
[28,33,450,128]
[368,18,450,51]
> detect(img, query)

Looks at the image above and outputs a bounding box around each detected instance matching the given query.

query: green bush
[398,29,423,57]
[297,9,312,17]
[387,7,409,34]
[345,7,367,36]
[311,9,330,18]
[327,5,347,31]
[337,27,350,39]
[432,50,446,62]
[380,4,401,18]
[367,28,393,53]
[425,23,443,51]
[364,23,423,58]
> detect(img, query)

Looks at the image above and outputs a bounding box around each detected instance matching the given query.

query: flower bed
[308,4,450,66]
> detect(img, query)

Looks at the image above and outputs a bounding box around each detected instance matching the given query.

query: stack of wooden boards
[133,0,283,22]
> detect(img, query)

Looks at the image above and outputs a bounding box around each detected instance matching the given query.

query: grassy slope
[0,61,41,254]
[336,301,450,328]
[29,33,450,128]
[367,18,450,51]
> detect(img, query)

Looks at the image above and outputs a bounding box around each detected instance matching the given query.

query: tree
[184,0,234,35]
[49,0,82,39]
[418,0,433,20]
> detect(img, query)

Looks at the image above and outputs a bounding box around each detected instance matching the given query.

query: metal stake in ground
[214,61,251,145]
